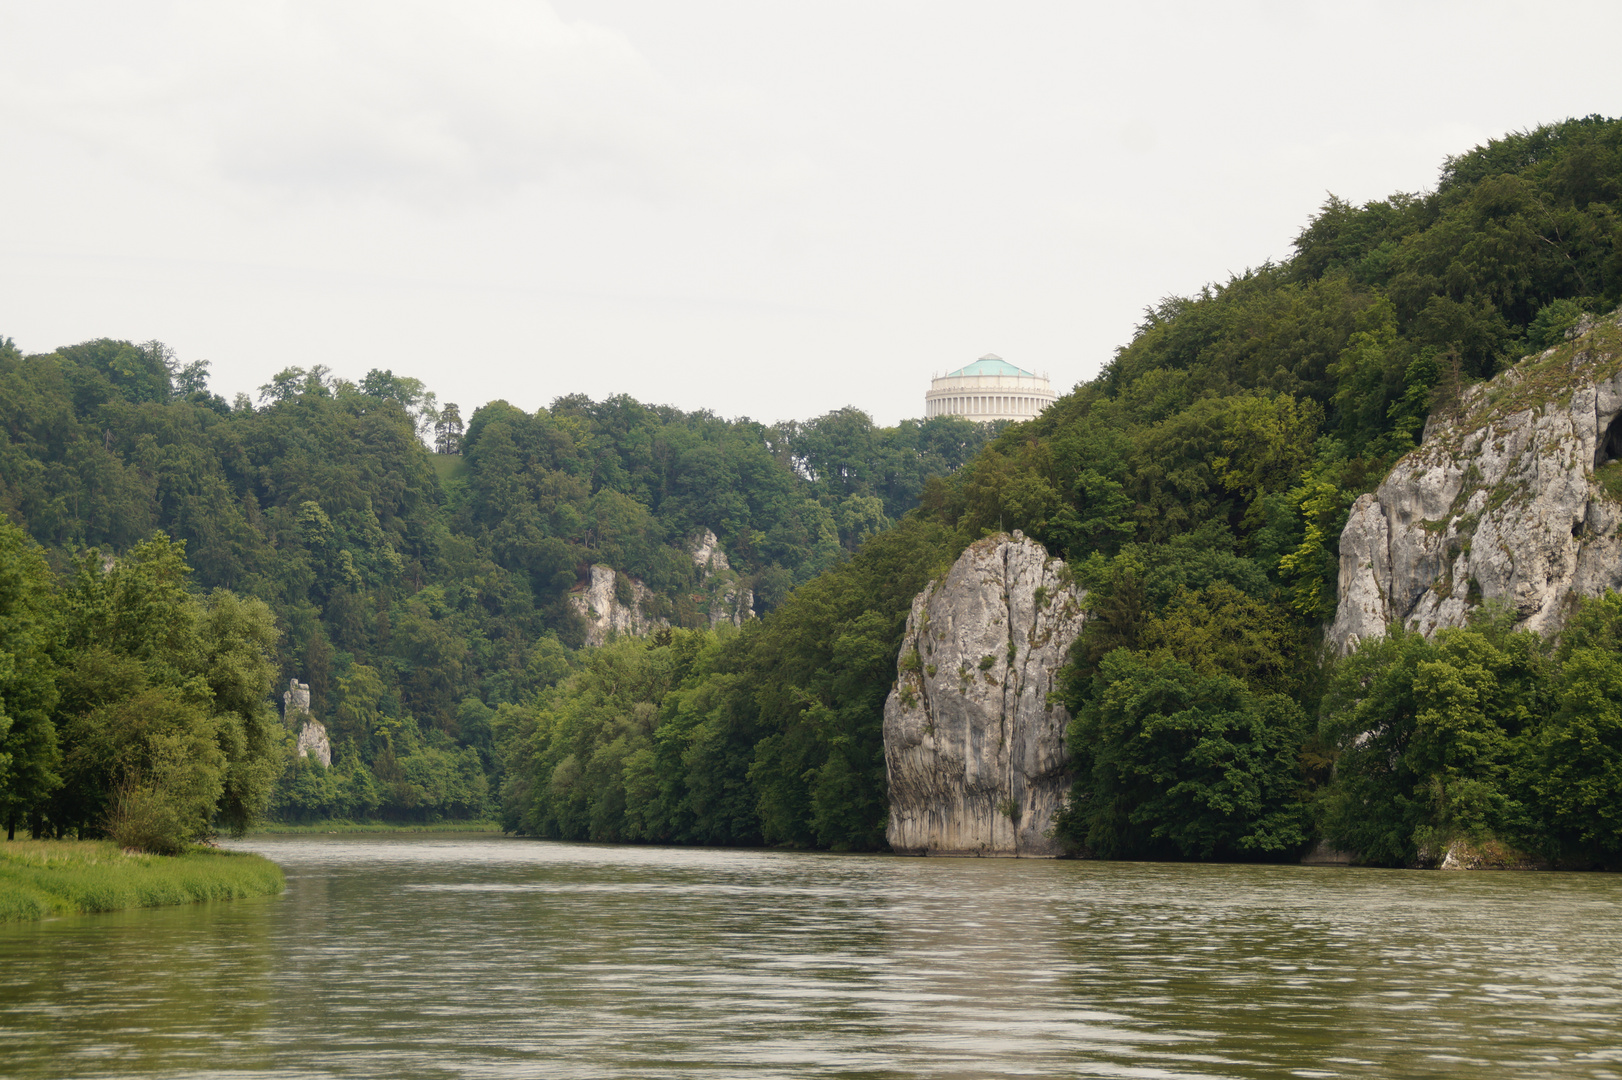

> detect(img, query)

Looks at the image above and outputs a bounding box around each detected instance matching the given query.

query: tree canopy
[9,117,1622,861]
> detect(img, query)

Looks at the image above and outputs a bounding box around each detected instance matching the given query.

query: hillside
[6,116,1622,864]
[494,115,1622,863]
[0,347,993,833]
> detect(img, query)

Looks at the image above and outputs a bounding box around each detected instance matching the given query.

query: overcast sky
[2,2,1619,426]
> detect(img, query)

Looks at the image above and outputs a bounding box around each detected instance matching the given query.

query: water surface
[2,834,1620,1078]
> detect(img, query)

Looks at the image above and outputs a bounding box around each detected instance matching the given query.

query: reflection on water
[2,834,1620,1078]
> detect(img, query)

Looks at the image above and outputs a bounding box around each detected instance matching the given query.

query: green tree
[45,535,281,847]
[1318,613,1548,865]
[1061,648,1310,859]
[1534,592,1622,858]
[0,520,60,838]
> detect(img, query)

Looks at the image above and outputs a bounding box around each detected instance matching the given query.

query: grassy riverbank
[0,840,286,922]
[249,819,502,835]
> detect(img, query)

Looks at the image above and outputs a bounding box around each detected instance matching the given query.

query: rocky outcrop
[689,528,730,577]
[568,532,755,648]
[283,678,331,767]
[1436,838,1550,871]
[569,565,668,648]
[1330,313,1622,652]
[689,528,754,629]
[883,532,1086,857]
[1299,840,1355,866]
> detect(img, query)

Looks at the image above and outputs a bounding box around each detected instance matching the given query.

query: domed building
[925,354,1056,422]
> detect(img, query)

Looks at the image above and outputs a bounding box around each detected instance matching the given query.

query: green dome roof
[942,354,1038,378]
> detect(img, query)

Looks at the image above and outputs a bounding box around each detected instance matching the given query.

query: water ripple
[1,834,1619,1078]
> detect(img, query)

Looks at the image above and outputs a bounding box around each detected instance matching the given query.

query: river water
[2,834,1620,1079]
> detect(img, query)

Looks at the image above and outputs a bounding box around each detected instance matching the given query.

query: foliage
[0,531,284,850]
[9,117,1622,856]
[1316,612,1549,865]
[1527,593,1622,859]
[0,520,60,838]
[496,515,962,851]
[1062,649,1311,859]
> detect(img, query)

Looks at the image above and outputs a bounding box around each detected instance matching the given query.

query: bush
[104,734,226,854]
[106,782,192,855]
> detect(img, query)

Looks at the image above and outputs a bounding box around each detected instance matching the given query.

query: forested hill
[0,349,993,715]
[493,115,1622,864]
[6,116,1622,864]
[0,344,994,836]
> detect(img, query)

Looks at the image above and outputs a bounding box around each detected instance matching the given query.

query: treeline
[7,116,1622,863]
[491,115,1622,865]
[497,517,963,848]
[0,329,993,836]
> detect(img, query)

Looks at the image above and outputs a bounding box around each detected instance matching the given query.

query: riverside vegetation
[5,117,1622,868]
[0,840,284,921]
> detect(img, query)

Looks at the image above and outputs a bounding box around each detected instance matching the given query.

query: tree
[1061,648,1310,859]
[435,402,464,455]
[0,520,60,839]
[1535,592,1622,858]
[361,368,438,439]
[1317,613,1548,866]
[45,534,282,847]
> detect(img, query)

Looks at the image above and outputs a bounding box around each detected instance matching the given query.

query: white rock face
[569,534,754,647]
[295,719,332,768]
[705,584,754,629]
[569,565,668,648]
[283,678,331,768]
[688,529,754,630]
[1329,315,1622,651]
[883,532,1086,857]
[283,679,310,716]
[688,528,731,576]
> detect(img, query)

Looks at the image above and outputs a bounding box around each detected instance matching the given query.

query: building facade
[925,354,1056,422]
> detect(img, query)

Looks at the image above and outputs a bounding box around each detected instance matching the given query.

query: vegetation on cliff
[477,109,1622,864]
[7,116,1622,863]
[0,329,986,841]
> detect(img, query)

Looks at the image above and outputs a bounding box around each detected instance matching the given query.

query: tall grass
[0,840,285,922]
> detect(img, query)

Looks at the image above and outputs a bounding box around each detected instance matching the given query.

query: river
[1,833,1620,1078]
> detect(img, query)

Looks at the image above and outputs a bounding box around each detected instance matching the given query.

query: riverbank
[248,819,502,835]
[0,840,286,921]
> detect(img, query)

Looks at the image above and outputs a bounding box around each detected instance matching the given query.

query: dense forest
[0,328,995,841]
[5,116,1622,863]
[492,114,1622,865]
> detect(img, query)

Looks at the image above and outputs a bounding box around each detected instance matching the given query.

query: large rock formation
[689,528,753,629]
[569,565,668,648]
[283,679,331,767]
[1330,313,1622,651]
[883,532,1086,857]
[570,532,754,647]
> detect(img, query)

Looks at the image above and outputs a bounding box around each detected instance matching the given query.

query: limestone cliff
[689,528,754,629]
[883,532,1086,857]
[1330,312,1622,651]
[569,565,668,648]
[283,678,331,767]
[569,531,754,647]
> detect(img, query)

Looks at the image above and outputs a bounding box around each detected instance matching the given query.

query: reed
[0,839,285,921]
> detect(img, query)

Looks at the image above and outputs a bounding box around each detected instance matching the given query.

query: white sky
[2,1,1618,426]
